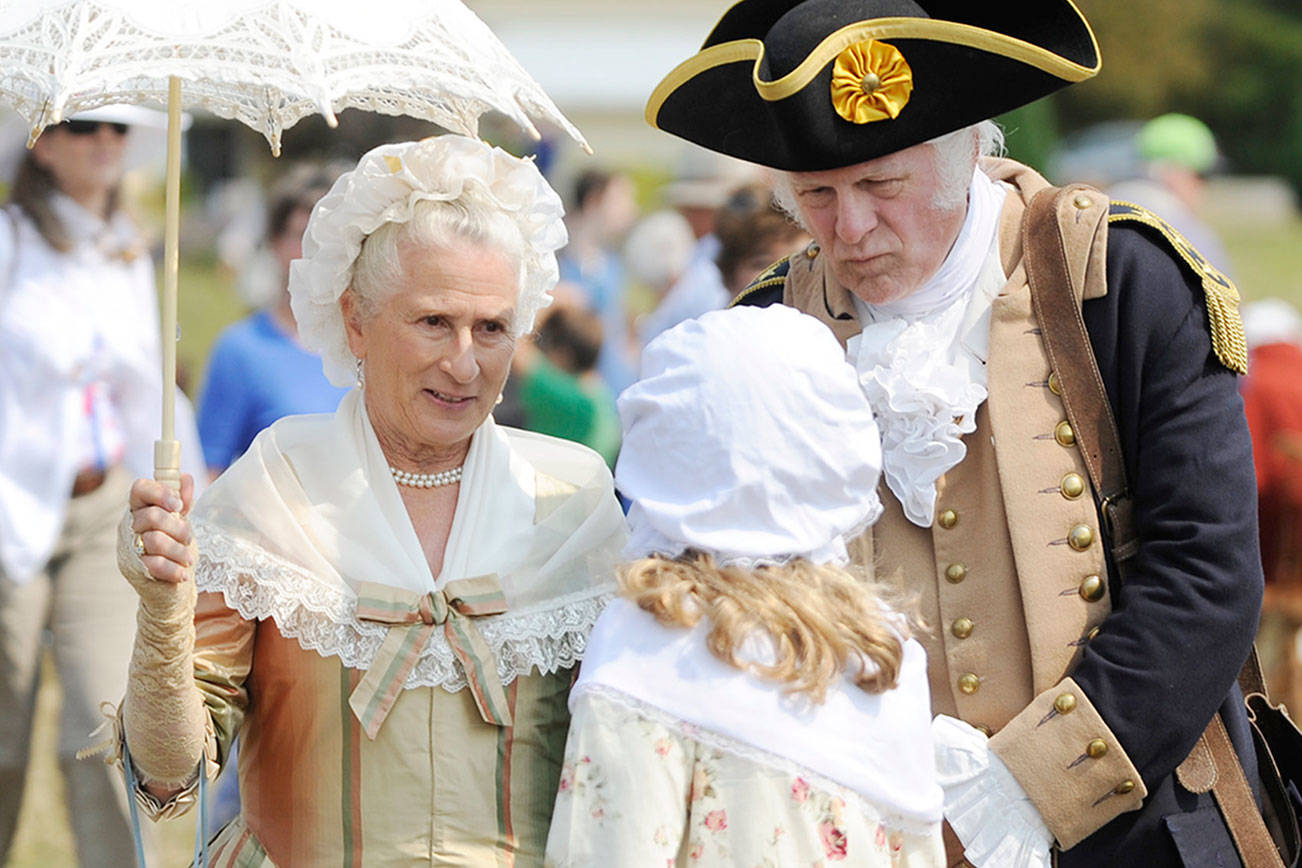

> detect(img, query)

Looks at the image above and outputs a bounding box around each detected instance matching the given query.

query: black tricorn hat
[646,0,1100,171]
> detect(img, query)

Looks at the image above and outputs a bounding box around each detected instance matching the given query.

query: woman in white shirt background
[0,107,204,866]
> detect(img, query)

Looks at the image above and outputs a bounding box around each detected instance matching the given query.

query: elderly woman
[117,136,626,865]
[546,306,945,867]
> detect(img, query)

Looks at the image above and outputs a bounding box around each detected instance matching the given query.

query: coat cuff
[989,677,1146,849]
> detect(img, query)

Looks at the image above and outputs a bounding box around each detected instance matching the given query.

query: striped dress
[193,590,572,867]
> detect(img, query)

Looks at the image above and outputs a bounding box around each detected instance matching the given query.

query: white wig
[290,135,566,387]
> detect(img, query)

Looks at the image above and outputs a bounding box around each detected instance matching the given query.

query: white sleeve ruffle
[932,714,1053,868]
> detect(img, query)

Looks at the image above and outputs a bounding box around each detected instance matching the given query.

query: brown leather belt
[71,467,108,497]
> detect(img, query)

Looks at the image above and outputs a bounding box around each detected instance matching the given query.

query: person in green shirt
[516,302,621,467]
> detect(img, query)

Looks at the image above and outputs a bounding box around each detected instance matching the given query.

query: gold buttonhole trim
[830,39,913,124]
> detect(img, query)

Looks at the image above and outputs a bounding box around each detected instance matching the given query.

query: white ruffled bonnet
[616,305,884,567]
[289,135,567,387]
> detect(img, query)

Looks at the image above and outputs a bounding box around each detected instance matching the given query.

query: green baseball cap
[1137,113,1218,174]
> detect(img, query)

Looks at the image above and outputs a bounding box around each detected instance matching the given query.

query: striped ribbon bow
[349,575,512,739]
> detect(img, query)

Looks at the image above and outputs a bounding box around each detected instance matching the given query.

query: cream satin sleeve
[544,690,694,867]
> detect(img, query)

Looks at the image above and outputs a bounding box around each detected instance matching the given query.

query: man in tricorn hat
[648,2,1266,865]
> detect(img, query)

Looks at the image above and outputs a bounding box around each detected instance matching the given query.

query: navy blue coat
[737,221,1264,866]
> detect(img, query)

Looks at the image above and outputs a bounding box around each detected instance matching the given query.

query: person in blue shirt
[557,169,639,394]
[198,165,349,476]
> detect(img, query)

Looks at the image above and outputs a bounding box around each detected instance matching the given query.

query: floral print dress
[545,688,945,867]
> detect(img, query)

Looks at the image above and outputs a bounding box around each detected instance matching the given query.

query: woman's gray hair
[349,195,531,332]
[772,120,1007,222]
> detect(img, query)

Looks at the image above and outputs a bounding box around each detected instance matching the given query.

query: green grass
[1211,215,1302,308]
[175,257,249,400]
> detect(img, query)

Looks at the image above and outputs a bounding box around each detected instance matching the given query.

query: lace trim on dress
[193,520,612,694]
[573,682,942,840]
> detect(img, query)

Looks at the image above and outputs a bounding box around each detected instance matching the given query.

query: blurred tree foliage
[1000,0,1302,192]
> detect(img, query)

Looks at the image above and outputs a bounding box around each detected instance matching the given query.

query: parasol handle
[155,75,183,491]
[154,439,182,492]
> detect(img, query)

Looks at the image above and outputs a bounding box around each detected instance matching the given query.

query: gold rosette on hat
[830,39,914,124]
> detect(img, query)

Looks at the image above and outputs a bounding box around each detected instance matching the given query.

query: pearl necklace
[389,465,463,489]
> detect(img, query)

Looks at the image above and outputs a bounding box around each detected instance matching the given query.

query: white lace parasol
[0,0,587,153]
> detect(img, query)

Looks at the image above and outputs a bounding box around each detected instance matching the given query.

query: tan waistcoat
[787,159,1113,734]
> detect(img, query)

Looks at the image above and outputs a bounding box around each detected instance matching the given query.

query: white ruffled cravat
[847,168,1008,527]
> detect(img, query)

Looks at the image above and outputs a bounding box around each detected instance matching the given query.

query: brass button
[938,509,958,529]
[1079,574,1105,602]
[1054,693,1077,714]
[958,673,980,695]
[1054,420,1076,447]
[1048,371,1062,395]
[1060,472,1085,500]
[1069,524,1095,551]
[1087,625,1101,641]
[945,563,967,584]
[952,617,974,639]
[1073,193,1093,210]
[805,242,820,259]
[860,72,882,93]
[1114,779,1136,795]
[976,724,993,737]
[1087,738,1108,758]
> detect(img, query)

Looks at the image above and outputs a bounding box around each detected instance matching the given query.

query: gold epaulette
[729,255,790,308]
[1108,201,1247,374]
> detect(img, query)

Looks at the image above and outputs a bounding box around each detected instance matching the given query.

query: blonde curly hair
[620,552,911,704]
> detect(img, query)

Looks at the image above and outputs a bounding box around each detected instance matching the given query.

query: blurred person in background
[515,300,621,468]
[558,168,639,394]
[0,107,205,866]
[1110,113,1234,279]
[716,183,810,301]
[623,210,696,349]
[196,162,349,836]
[197,163,349,478]
[636,147,755,344]
[1241,299,1302,714]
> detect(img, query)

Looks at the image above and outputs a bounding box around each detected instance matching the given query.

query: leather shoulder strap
[1022,186,1137,563]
